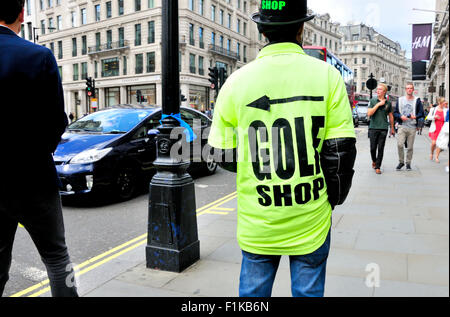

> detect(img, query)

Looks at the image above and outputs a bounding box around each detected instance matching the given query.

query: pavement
[43,126,450,298]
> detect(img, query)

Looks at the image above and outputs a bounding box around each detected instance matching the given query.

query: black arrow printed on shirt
[246,95,325,112]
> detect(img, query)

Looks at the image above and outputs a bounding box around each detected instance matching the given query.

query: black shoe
[406,164,412,171]
[396,163,405,170]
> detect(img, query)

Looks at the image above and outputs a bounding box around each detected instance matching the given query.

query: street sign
[366,73,378,99]
[91,98,98,109]
[366,78,378,90]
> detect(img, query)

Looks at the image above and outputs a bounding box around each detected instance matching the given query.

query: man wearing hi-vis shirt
[208,0,357,297]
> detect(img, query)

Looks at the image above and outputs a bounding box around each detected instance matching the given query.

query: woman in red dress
[429,98,448,163]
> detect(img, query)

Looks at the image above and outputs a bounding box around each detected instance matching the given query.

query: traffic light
[91,78,96,98]
[208,67,218,90]
[86,77,93,98]
[218,67,227,89]
[85,77,96,98]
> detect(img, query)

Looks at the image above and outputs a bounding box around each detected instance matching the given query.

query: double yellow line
[10,234,148,297]
[11,191,237,298]
[196,191,237,216]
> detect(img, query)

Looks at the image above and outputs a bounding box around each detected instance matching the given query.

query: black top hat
[251,0,315,26]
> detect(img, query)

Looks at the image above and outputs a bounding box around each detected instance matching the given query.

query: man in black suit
[0,0,78,297]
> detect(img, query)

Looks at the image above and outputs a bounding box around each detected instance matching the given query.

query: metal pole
[146,0,200,273]
[161,1,180,115]
[32,27,37,44]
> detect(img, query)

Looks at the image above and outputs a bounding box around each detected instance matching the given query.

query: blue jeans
[239,230,330,297]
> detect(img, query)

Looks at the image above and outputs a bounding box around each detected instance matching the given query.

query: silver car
[356,102,370,124]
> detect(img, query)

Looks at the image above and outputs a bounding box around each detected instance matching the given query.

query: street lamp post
[32,27,56,44]
[145,0,200,273]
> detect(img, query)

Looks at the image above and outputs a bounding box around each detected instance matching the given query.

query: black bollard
[146,0,200,273]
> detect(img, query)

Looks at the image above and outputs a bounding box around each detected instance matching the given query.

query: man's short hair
[406,82,414,88]
[257,22,304,44]
[0,0,24,25]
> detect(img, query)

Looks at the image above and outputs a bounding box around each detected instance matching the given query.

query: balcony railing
[208,44,239,60]
[88,40,130,54]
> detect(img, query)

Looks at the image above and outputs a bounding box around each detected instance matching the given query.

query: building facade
[25,2,414,116]
[303,11,343,55]
[21,0,38,42]
[32,0,259,119]
[339,24,411,97]
[427,0,449,103]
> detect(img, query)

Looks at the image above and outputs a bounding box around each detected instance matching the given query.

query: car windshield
[355,95,370,102]
[68,109,153,133]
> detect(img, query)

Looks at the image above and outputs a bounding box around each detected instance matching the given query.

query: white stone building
[31,0,259,118]
[25,1,366,118]
[338,24,411,97]
[21,0,39,42]
[427,0,449,103]
[303,11,343,55]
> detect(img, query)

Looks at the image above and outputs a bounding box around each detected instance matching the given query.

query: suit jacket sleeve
[42,50,68,153]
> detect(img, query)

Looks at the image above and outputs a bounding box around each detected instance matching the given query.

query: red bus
[303,46,356,108]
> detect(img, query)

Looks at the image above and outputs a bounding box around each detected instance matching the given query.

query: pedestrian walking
[421,98,430,134]
[394,83,424,171]
[428,97,448,163]
[367,84,395,174]
[208,0,357,297]
[0,0,78,297]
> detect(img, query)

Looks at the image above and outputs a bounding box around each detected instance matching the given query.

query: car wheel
[115,167,137,201]
[202,152,218,175]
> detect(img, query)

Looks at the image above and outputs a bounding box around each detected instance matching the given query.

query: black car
[53,105,217,200]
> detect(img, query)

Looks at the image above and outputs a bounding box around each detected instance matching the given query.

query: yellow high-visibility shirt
[208,43,356,255]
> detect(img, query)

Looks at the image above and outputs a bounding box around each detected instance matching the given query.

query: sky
[308,0,437,59]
